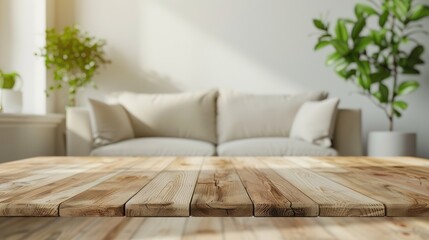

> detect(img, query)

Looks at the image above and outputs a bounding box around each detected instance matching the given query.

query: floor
[0,217,428,240]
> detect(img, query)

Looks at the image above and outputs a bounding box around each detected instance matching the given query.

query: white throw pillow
[88,99,135,147]
[114,90,218,143]
[217,90,328,143]
[290,98,340,148]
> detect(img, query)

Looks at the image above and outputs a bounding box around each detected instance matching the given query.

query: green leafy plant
[36,26,111,107]
[0,70,20,90]
[0,70,21,112]
[314,0,429,131]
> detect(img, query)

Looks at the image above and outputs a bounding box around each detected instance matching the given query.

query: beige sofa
[66,91,363,157]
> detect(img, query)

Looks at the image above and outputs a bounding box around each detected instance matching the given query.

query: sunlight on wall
[139,1,304,94]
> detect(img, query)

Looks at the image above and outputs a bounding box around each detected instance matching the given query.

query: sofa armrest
[66,108,93,156]
[333,109,363,156]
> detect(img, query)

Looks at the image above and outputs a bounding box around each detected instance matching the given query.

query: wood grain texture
[262,157,385,216]
[0,158,137,216]
[60,157,174,216]
[183,217,223,240]
[191,158,253,217]
[233,157,318,216]
[125,157,202,217]
[309,157,429,216]
[0,156,428,217]
[1,217,428,240]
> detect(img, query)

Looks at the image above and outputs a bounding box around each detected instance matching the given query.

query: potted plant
[313,0,429,156]
[0,70,22,113]
[36,25,111,107]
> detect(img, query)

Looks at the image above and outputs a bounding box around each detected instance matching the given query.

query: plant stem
[68,89,76,107]
[390,58,398,132]
[389,14,399,132]
[0,89,3,113]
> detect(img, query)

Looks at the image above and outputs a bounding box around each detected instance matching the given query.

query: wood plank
[125,157,202,217]
[191,158,253,217]
[0,217,58,239]
[183,218,223,240]
[129,218,187,240]
[0,157,126,196]
[262,157,385,216]
[272,218,338,240]
[106,218,146,240]
[0,163,102,201]
[60,157,174,216]
[321,157,429,174]
[0,217,429,239]
[223,218,285,240]
[0,158,138,216]
[318,157,429,195]
[297,157,429,217]
[70,218,131,240]
[233,157,318,216]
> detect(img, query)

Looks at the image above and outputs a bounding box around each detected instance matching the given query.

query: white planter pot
[368,131,416,157]
[0,89,23,113]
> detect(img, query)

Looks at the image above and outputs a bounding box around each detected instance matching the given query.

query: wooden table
[0,156,428,217]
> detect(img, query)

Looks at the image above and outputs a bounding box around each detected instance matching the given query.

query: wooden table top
[0,156,428,217]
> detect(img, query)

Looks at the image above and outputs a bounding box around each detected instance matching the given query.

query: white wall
[55,0,429,157]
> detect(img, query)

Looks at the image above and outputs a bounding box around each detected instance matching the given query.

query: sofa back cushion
[290,98,340,148]
[88,99,135,148]
[115,90,218,143]
[217,90,328,143]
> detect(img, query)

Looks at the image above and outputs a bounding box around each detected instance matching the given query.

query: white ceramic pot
[0,89,23,113]
[368,131,416,157]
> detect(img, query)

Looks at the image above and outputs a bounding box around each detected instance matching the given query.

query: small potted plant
[313,0,429,156]
[0,70,22,113]
[36,25,111,107]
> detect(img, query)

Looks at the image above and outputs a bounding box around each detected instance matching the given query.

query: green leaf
[354,37,373,52]
[393,101,408,110]
[379,11,389,27]
[335,19,349,42]
[315,41,331,51]
[373,92,382,102]
[355,4,378,18]
[336,69,348,79]
[352,18,366,39]
[393,0,408,19]
[335,60,349,72]
[318,34,332,42]
[397,81,420,96]
[370,69,391,82]
[345,69,357,79]
[379,83,389,103]
[0,72,19,89]
[331,39,349,55]
[357,61,371,76]
[409,5,429,21]
[326,52,342,66]
[394,109,402,118]
[410,45,424,59]
[357,73,371,90]
[402,67,420,74]
[313,19,327,30]
[371,29,388,45]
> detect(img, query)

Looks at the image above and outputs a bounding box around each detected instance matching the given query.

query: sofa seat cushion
[217,138,338,156]
[91,138,216,156]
